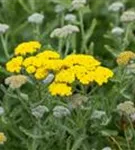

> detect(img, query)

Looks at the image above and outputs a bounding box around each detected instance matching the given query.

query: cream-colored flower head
[120,10,135,23]
[108,2,124,12]
[31,105,49,119]
[117,101,135,115]
[102,147,112,150]
[53,105,71,118]
[71,0,87,10]
[0,23,9,34]
[5,75,28,89]
[28,13,44,24]
[50,24,79,38]
[111,27,124,36]
[0,132,6,144]
[65,14,77,22]
[55,4,65,13]
[116,51,135,65]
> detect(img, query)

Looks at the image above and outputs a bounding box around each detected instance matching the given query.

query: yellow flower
[34,67,48,79]
[15,41,41,56]
[49,82,72,96]
[94,66,114,86]
[55,68,75,83]
[23,56,37,67]
[6,56,23,73]
[63,54,100,68]
[36,50,60,59]
[26,65,36,74]
[116,51,135,65]
[5,75,28,89]
[0,132,6,144]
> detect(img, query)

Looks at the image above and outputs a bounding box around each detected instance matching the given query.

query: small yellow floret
[117,51,135,65]
[15,41,41,56]
[34,67,48,79]
[26,66,36,74]
[6,56,23,73]
[49,82,72,96]
[0,132,6,144]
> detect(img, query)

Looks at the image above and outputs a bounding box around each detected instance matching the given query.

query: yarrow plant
[5,41,114,96]
[1,0,135,150]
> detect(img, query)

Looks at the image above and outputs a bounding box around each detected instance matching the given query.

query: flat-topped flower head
[55,4,65,13]
[28,13,44,24]
[65,14,77,22]
[6,56,23,73]
[120,10,135,23]
[15,41,41,56]
[5,75,28,89]
[116,51,135,65]
[102,147,112,150]
[53,105,71,118]
[0,107,4,115]
[117,101,135,115]
[111,27,124,36]
[0,132,6,144]
[108,2,124,12]
[72,0,87,10]
[49,82,72,96]
[50,25,79,38]
[0,23,9,34]
[31,105,49,119]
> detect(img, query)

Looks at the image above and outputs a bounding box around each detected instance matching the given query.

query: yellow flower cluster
[0,132,6,144]
[49,54,113,96]
[6,41,114,96]
[15,41,41,56]
[116,51,135,65]
[6,56,23,73]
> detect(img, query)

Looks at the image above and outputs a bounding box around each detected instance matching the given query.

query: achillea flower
[117,101,135,115]
[111,27,124,36]
[6,56,23,73]
[5,75,27,89]
[0,132,6,144]
[91,110,106,119]
[0,107,4,115]
[49,82,72,96]
[36,50,60,59]
[108,2,124,12]
[116,51,135,65]
[0,23,9,34]
[34,67,48,80]
[53,105,71,118]
[15,41,41,56]
[50,25,79,38]
[55,68,75,84]
[31,105,49,119]
[94,66,114,86]
[28,13,44,24]
[65,14,77,22]
[71,0,87,10]
[68,94,88,109]
[102,147,112,150]
[26,65,36,74]
[55,5,65,13]
[120,10,135,23]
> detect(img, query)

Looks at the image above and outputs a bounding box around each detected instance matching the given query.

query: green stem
[124,129,131,150]
[0,34,10,59]
[110,136,123,150]
[65,37,70,56]
[58,12,64,54]
[79,10,86,53]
